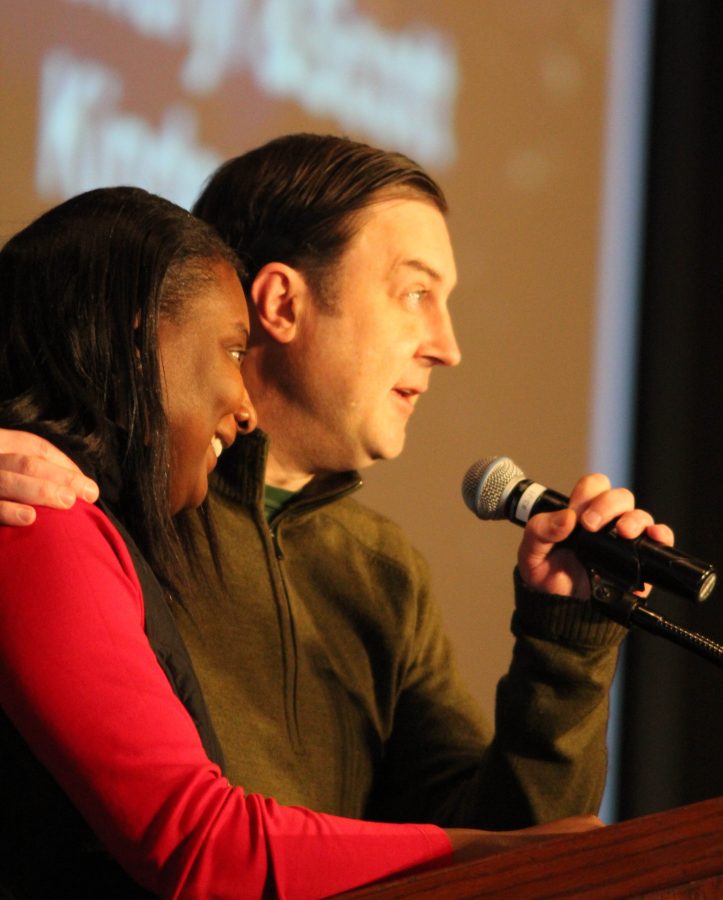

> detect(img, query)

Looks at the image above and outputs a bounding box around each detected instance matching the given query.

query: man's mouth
[392,387,421,406]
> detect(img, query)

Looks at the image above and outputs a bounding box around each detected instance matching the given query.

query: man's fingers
[567,473,612,510]
[525,507,577,545]
[645,522,675,546]
[517,508,583,595]
[518,469,675,600]
[575,487,635,529]
[0,447,99,528]
[0,428,82,471]
[0,466,98,509]
[0,501,37,526]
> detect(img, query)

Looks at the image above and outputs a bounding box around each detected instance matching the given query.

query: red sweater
[0,503,451,898]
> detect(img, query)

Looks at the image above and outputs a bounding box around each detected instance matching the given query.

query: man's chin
[363,437,407,467]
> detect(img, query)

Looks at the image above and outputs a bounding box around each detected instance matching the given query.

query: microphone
[461,456,717,603]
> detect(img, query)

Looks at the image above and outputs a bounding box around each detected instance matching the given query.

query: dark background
[620,0,723,819]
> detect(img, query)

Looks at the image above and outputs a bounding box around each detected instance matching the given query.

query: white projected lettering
[253,1,456,165]
[35,50,221,209]
[63,0,458,166]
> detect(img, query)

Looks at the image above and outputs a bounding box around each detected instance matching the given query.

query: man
[0,133,672,830]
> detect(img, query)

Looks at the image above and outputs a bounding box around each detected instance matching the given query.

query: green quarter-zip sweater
[175,430,626,829]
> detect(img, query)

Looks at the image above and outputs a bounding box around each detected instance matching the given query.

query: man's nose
[424,307,461,367]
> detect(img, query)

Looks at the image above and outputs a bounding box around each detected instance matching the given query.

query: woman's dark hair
[0,186,241,594]
[193,132,447,310]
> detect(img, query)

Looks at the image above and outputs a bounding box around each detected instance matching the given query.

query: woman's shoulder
[0,500,141,596]
[1,498,117,541]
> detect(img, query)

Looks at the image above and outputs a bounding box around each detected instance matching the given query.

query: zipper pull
[270,527,284,560]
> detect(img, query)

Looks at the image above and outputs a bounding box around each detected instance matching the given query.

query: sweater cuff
[513,567,627,647]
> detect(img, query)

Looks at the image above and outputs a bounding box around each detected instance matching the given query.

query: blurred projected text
[36,0,458,208]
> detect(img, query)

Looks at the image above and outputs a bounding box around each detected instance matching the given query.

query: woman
[0,187,457,898]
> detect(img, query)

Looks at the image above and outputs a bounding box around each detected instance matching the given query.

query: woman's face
[158,258,256,513]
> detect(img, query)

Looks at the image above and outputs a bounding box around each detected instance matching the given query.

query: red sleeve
[0,504,451,899]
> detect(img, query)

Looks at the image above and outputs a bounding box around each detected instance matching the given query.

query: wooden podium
[338,796,723,898]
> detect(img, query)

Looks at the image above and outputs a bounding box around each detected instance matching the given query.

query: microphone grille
[461,456,525,519]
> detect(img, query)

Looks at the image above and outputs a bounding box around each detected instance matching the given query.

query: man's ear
[250,262,308,344]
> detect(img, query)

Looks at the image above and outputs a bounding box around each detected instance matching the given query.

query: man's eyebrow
[233,322,250,340]
[393,259,442,281]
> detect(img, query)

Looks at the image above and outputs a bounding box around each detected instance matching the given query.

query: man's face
[266,196,460,477]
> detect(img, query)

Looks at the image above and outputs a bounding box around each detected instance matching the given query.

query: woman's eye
[229,349,247,368]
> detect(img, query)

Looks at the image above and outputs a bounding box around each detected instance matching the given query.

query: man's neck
[263,449,315,492]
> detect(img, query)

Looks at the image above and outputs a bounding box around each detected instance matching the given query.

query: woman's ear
[250,263,308,344]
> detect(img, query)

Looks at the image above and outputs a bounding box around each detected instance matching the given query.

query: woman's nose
[234,390,257,434]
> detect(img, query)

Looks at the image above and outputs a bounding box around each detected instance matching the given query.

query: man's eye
[229,349,247,368]
[405,288,427,307]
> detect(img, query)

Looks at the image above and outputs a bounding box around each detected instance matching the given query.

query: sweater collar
[211,429,362,510]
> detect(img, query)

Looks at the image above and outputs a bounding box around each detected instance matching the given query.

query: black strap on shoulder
[98,501,226,772]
